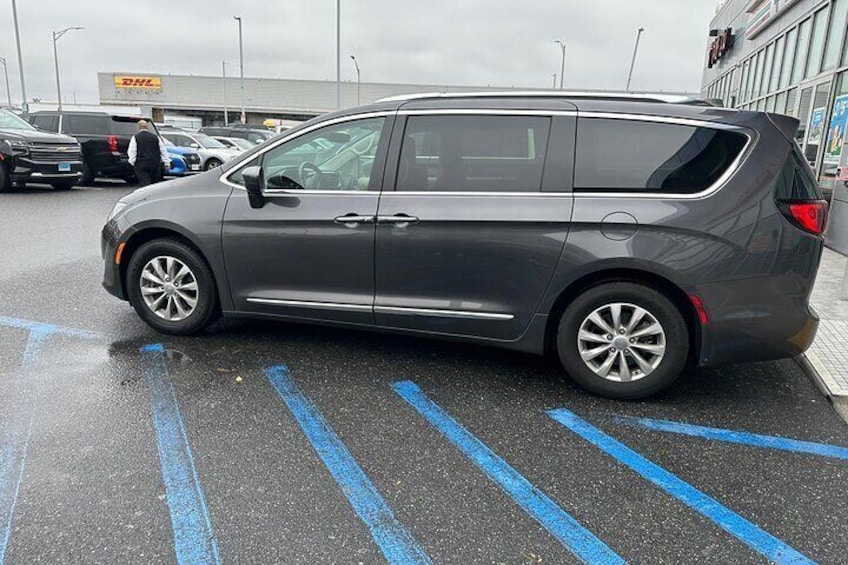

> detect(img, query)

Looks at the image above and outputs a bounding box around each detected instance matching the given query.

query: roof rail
[377,91,706,105]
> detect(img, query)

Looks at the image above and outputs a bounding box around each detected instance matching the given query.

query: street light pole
[551,73,557,89]
[52,26,83,111]
[336,0,341,109]
[0,57,12,108]
[11,0,27,111]
[234,16,245,123]
[626,27,645,93]
[555,40,566,90]
[222,61,229,125]
[350,54,360,106]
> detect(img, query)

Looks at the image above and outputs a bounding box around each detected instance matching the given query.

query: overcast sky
[1,0,719,106]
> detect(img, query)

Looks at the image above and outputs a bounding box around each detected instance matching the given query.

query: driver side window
[260,117,386,191]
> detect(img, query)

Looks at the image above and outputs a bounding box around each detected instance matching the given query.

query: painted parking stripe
[612,416,848,461]
[392,380,624,565]
[548,408,816,565]
[141,344,221,565]
[266,366,432,565]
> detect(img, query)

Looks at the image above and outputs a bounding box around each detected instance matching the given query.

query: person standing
[128,120,170,187]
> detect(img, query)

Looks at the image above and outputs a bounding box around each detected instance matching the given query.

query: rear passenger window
[574,118,748,193]
[64,115,109,135]
[32,114,59,132]
[774,149,823,200]
[396,115,551,192]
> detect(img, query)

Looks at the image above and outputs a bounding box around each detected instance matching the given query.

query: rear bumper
[696,274,820,367]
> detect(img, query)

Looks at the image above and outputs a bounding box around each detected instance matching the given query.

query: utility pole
[555,40,566,90]
[234,16,245,123]
[626,27,645,93]
[336,0,341,109]
[222,61,229,125]
[11,0,28,110]
[551,73,557,89]
[350,54,360,106]
[0,57,11,108]
[53,26,83,111]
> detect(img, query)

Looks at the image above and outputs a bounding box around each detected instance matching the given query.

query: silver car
[160,129,241,170]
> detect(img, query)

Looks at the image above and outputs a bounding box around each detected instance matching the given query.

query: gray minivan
[101,92,827,399]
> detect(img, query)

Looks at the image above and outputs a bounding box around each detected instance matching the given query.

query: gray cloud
[1,0,717,106]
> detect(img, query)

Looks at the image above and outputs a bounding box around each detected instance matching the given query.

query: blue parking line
[141,344,221,565]
[266,366,432,565]
[0,316,103,341]
[0,324,57,564]
[612,416,848,461]
[548,408,816,565]
[392,381,624,565]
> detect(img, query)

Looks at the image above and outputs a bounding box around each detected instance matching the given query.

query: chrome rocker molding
[246,298,514,320]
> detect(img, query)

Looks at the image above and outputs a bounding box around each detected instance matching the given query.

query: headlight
[8,140,28,147]
[107,200,129,222]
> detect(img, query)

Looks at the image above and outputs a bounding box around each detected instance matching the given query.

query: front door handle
[334,213,375,227]
[376,214,420,227]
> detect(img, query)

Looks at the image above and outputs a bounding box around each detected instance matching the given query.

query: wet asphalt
[0,182,847,564]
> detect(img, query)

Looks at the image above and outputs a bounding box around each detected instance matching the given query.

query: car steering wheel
[298,162,322,189]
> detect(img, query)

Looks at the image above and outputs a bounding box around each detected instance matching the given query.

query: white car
[160,130,241,170]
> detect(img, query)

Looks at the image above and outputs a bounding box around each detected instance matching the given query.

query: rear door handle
[376,214,420,227]
[334,213,375,227]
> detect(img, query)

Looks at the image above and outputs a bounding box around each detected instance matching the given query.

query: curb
[798,352,848,425]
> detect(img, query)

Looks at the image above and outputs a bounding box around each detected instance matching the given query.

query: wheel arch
[543,267,701,362]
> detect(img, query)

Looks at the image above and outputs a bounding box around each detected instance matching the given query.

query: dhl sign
[114,76,162,90]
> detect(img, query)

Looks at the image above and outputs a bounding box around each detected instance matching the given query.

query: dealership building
[701,0,848,191]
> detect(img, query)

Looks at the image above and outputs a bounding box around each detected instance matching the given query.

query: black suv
[102,92,827,399]
[28,111,158,184]
[199,124,275,145]
[0,108,83,191]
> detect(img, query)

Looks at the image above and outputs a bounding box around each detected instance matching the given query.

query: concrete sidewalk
[805,248,848,413]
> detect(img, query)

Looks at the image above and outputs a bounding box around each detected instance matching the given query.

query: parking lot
[1,182,847,564]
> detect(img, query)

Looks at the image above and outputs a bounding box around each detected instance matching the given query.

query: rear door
[373,107,576,340]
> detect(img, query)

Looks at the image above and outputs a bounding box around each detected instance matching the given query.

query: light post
[11,0,27,111]
[0,57,11,108]
[52,26,83,111]
[551,73,557,89]
[350,54,360,106]
[222,61,229,125]
[336,0,341,109]
[626,27,645,93]
[234,16,245,123]
[554,40,566,90]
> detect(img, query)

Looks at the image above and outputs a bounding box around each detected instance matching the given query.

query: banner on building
[746,0,801,39]
[808,107,825,146]
[825,94,848,165]
[114,76,162,90]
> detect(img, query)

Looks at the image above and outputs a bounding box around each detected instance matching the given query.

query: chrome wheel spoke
[618,351,632,382]
[142,270,164,285]
[173,295,188,319]
[149,293,167,312]
[140,255,200,321]
[166,257,176,280]
[630,342,665,356]
[596,351,617,378]
[581,344,612,362]
[174,265,191,284]
[152,259,168,281]
[179,281,198,292]
[588,312,615,335]
[579,330,611,344]
[630,323,663,339]
[610,304,622,332]
[630,349,655,375]
[625,307,647,333]
[142,286,164,296]
[176,291,197,308]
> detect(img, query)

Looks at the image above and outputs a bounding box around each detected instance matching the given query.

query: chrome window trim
[380,191,572,197]
[220,110,395,192]
[246,298,372,312]
[398,109,576,117]
[378,91,700,104]
[374,306,514,320]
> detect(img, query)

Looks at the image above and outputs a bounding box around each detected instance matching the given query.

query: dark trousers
[134,163,162,187]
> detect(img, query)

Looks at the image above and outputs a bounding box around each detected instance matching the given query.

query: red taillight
[688,294,709,325]
[108,135,118,152]
[780,200,828,235]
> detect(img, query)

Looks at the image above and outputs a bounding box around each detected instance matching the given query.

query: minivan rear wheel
[556,282,688,399]
[126,239,220,335]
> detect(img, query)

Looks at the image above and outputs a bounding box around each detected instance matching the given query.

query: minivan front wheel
[557,282,688,399]
[126,239,220,335]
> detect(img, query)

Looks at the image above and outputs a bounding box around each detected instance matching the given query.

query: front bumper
[101,219,134,300]
[10,156,84,183]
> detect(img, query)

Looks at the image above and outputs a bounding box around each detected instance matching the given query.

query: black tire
[50,180,77,190]
[204,158,222,171]
[126,239,220,335]
[556,282,689,400]
[81,161,95,185]
[0,164,10,193]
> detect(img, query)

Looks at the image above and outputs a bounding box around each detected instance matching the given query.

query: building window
[786,87,798,117]
[792,18,812,85]
[824,0,848,71]
[805,7,830,79]
[766,96,776,113]
[780,28,798,90]
[761,43,775,96]
[770,37,785,94]
[776,91,788,115]
[740,60,751,103]
[754,51,765,99]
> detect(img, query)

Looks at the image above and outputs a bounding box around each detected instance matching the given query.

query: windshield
[0,109,36,131]
[231,138,255,150]
[193,133,226,149]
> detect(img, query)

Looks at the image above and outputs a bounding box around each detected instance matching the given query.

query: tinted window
[396,115,550,192]
[775,149,823,200]
[111,117,154,137]
[64,114,109,135]
[32,114,59,132]
[574,119,747,193]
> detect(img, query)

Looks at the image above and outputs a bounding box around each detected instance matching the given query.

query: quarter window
[574,118,748,194]
[396,115,551,192]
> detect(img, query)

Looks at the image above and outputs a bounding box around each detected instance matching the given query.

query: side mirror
[190,143,200,149]
[242,166,266,209]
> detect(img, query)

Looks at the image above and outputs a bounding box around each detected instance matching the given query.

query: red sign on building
[708,28,734,68]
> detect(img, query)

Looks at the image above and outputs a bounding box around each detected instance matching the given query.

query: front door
[222,115,392,325]
[374,111,575,341]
